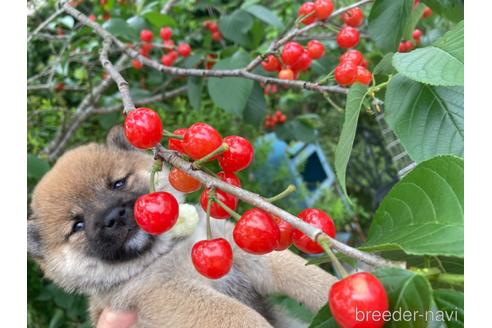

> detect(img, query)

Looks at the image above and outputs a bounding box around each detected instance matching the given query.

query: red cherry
[314,0,334,20]
[278,113,287,124]
[341,7,364,27]
[140,29,153,42]
[177,43,192,57]
[356,66,372,85]
[124,107,163,149]
[218,136,254,172]
[291,50,313,72]
[132,59,143,70]
[233,208,280,255]
[262,55,281,72]
[160,27,172,40]
[163,39,175,52]
[292,208,336,254]
[204,21,219,33]
[199,171,239,220]
[211,31,222,41]
[205,53,217,70]
[329,272,389,328]
[339,49,363,65]
[412,29,422,41]
[88,14,96,21]
[281,42,304,66]
[134,192,179,235]
[405,40,414,51]
[298,2,317,25]
[307,40,325,59]
[168,128,187,153]
[278,69,294,80]
[422,6,433,18]
[271,216,293,251]
[334,62,357,86]
[160,54,175,67]
[55,82,64,92]
[168,50,179,61]
[336,26,360,48]
[360,58,368,68]
[102,12,111,21]
[182,122,223,160]
[140,47,150,58]
[141,42,153,54]
[169,167,201,193]
[398,42,408,53]
[191,238,233,279]
[200,188,238,220]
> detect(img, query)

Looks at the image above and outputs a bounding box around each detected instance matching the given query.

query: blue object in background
[254,133,336,207]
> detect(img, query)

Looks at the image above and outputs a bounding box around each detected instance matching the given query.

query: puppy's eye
[111,178,127,190]
[72,216,85,234]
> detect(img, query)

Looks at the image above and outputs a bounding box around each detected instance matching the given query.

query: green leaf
[269,294,314,323]
[243,82,266,126]
[385,74,463,162]
[127,16,149,32]
[219,10,254,47]
[187,77,203,110]
[143,12,177,28]
[308,304,339,328]
[334,84,368,198]
[433,289,464,328]
[363,155,464,257]
[368,0,413,53]
[27,154,50,180]
[422,0,464,22]
[373,53,396,75]
[207,52,253,116]
[393,21,463,86]
[102,18,138,40]
[374,268,433,328]
[275,119,317,143]
[243,4,284,28]
[402,3,426,40]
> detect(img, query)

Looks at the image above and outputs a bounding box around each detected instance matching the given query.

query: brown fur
[28,127,337,327]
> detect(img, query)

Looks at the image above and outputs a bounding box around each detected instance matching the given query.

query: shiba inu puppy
[27,126,337,327]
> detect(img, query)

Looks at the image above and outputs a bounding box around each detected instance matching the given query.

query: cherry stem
[409,267,464,287]
[206,189,215,240]
[149,159,163,193]
[211,196,242,221]
[192,143,229,168]
[317,235,349,278]
[266,184,297,203]
[163,129,184,140]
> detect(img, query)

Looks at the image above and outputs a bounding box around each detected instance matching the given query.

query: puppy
[27,126,337,327]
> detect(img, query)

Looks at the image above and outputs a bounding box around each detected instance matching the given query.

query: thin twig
[99,37,135,113]
[27,7,64,43]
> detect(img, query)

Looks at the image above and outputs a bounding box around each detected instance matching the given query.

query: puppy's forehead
[31,143,150,214]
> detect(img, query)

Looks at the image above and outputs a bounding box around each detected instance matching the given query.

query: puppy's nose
[104,206,129,229]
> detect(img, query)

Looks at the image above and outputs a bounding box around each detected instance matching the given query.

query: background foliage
[27,0,464,327]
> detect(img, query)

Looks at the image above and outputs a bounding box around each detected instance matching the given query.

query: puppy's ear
[27,218,43,259]
[106,125,136,152]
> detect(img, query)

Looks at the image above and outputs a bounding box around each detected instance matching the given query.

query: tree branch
[27,7,64,43]
[61,3,351,95]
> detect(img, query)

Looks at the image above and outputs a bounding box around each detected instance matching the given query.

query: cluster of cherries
[131,27,192,70]
[203,20,223,42]
[261,2,373,87]
[264,110,287,129]
[122,107,336,276]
